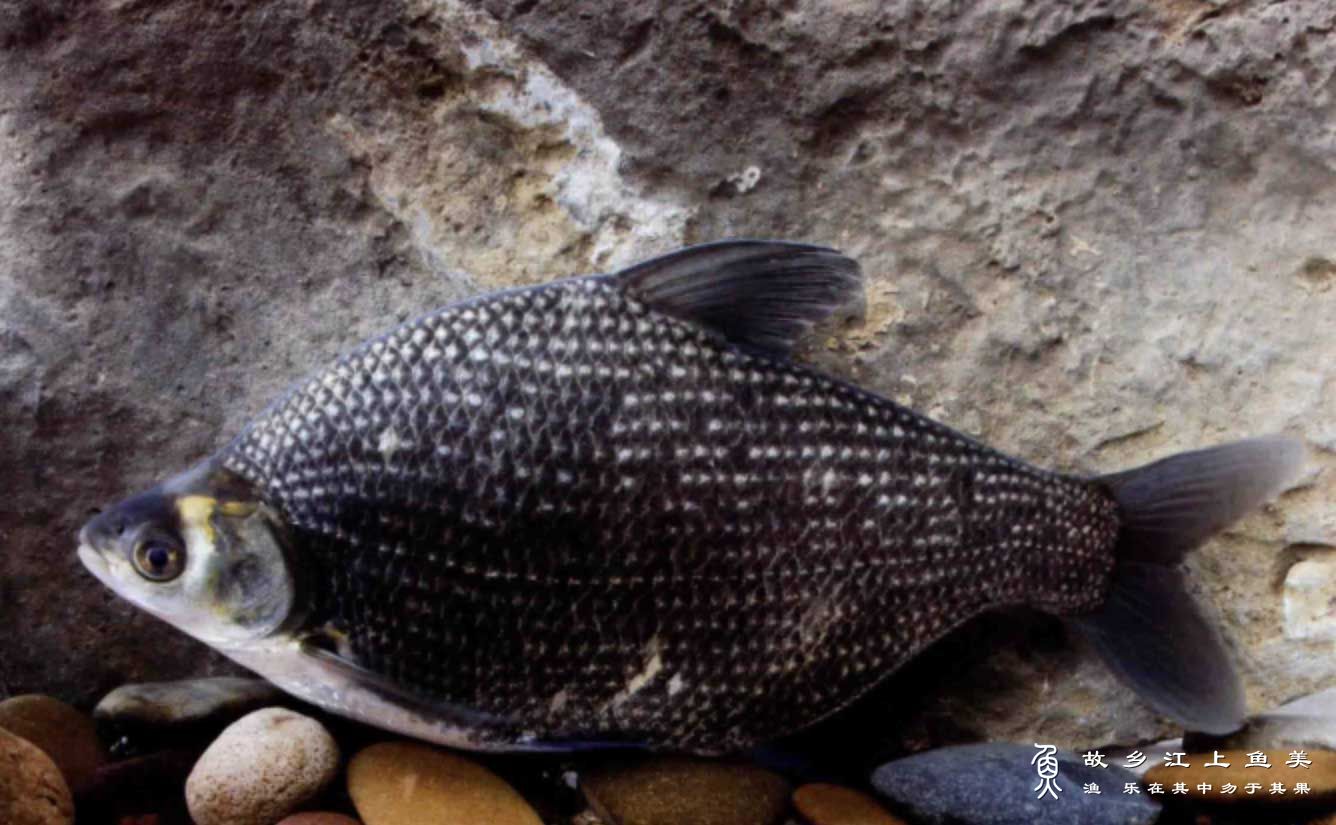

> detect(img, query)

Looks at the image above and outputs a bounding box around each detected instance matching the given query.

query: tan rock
[794,783,907,825]
[581,757,789,825]
[0,727,74,825]
[348,741,540,825]
[1142,748,1336,804]
[277,814,363,825]
[0,694,104,794]
[185,708,340,825]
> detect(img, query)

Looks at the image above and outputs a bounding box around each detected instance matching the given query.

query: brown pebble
[1142,748,1336,804]
[276,814,362,825]
[794,783,906,825]
[582,757,789,825]
[0,727,74,825]
[0,694,105,794]
[348,741,540,825]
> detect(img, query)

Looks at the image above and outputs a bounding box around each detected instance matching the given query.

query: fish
[77,240,1305,754]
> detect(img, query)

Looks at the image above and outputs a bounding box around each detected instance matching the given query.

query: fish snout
[79,508,128,551]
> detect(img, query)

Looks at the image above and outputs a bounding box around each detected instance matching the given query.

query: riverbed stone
[871,743,1160,825]
[0,694,104,794]
[185,708,340,825]
[0,727,74,825]
[794,782,907,825]
[348,741,540,825]
[581,757,789,825]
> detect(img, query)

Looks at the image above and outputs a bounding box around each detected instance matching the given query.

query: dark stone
[871,743,1160,825]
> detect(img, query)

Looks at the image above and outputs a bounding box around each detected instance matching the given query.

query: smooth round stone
[348,741,540,825]
[1142,748,1336,804]
[0,727,74,825]
[871,743,1160,825]
[277,814,363,825]
[794,783,907,825]
[581,757,789,825]
[0,695,104,795]
[185,707,340,825]
[95,677,283,734]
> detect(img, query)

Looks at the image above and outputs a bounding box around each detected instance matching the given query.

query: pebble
[348,741,540,825]
[95,677,283,741]
[581,757,789,825]
[0,694,105,794]
[0,727,74,825]
[794,783,906,825]
[871,743,1160,825]
[276,815,363,825]
[185,708,340,825]
[1141,748,1336,804]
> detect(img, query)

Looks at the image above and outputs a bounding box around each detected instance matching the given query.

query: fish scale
[220,272,1117,751]
[82,240,1299,752]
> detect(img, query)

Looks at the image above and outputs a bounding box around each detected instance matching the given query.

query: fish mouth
[78,543,115,587]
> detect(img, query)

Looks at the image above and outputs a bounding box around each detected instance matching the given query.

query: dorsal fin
[610,240,864,357]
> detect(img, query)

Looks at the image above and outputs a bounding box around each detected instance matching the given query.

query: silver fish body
[79,241,1304,752]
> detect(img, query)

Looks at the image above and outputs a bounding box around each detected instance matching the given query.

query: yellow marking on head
[176,496,219,544]
[218,501,257,518]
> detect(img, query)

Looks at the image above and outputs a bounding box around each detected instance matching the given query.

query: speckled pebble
[185,708,340,825]
[276,814,362,825]
[794,783,906,825]
[0,727,74,825]
[581,757,789,825]
[348,741,540,825]
[0,694,105,794]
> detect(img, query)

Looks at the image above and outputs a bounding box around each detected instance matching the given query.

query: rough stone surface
[0,694,104,794]
[185,707,340,825]
[871,743,1159,825]
[276,815,363,825]
[0,727,74,825]
[581,757,789,825]
[348,741,541,825]
[1,0,1334,754]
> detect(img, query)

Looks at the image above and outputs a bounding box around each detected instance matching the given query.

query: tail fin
[1075,437,1305,734]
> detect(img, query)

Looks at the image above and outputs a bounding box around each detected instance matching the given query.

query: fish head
[78,459,299,648]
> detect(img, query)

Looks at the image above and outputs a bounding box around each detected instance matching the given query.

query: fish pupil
[146,545,169,570]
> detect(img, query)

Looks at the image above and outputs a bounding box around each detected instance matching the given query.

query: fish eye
[132,539,185,582]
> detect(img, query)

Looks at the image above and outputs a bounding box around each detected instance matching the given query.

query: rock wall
[1,0,1333,755]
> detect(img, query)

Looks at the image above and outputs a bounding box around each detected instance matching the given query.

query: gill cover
[187,496,300,641]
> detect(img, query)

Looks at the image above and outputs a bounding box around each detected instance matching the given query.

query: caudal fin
[1075,437,1305,734]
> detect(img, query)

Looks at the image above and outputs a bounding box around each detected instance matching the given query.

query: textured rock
[347,741,540,825]
[0,694,104,794]
[794,782,907,825]
[871,743,1160,825]
[277,815,363,825]
[185,708,340,825]
[581,757,789,825]
[1,0,1334,753]
[1142,748,1336,804]
[0,728,73,825]
[1284,557,1336,640]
